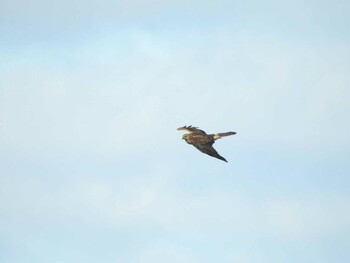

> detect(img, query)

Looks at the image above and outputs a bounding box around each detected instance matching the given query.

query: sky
[1,0,350,262]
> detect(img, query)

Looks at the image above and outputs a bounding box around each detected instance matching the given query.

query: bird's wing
[193,143,227,162]
[177,125,207,134]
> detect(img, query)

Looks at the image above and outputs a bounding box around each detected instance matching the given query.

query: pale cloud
[1,30,349,156]
[1,167,349,240]
[265,197,350,238]
[127,243,197,263]
[2,0,347,23]
[1,0,232,26]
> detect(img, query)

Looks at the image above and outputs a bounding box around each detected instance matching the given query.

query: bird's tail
[213,131,236,140]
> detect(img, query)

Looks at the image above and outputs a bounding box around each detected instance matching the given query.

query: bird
[177,125,236,162]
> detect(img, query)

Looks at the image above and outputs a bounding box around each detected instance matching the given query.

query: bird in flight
[177,125,236,162]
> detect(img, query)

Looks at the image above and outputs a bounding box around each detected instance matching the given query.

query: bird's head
[182,134,189,142]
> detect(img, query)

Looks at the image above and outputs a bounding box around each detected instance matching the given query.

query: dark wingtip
[220,157,228,162]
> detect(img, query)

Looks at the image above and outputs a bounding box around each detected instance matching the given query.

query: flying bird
[177,125,236,162]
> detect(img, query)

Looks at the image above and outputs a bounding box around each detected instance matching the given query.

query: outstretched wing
[177,125,206,134]
[193,142,227,162]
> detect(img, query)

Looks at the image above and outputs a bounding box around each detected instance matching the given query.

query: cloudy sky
[1,0,350,262]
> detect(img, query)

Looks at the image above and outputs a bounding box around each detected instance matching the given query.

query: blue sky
[1,0,350,262]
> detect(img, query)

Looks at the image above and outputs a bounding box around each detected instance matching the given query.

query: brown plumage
[177,125,236,162]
